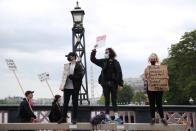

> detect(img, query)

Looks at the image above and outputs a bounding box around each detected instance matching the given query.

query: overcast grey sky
[0,0,196,99]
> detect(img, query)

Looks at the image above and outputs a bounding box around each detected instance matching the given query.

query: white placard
[59,64,70,90]
[69,124,77,129]
[94,34,106,48]
[38,72,49,82]
[5,59,17,70]
[117,125,124,129]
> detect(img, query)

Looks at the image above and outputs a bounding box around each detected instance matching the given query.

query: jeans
[103,81,118,114]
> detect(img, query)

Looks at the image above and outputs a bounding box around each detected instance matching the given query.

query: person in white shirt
[58,52,84,124]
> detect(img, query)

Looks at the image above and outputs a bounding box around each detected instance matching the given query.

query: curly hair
[106,48,117,59]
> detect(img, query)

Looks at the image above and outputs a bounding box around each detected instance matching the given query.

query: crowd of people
[18,48,168,126]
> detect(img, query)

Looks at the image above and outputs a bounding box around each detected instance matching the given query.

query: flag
[94,34,106,48]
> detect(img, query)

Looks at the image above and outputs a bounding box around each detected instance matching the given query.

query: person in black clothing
[58,52,85,124]
[18,90,37,123]
[49,95,62,122]
[90,48,123,123]
[144,53,168,125]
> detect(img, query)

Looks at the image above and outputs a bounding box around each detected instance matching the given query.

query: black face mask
[67,57,72,61]
[150,61,156,65]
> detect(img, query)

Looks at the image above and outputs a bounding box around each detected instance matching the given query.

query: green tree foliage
[132,91,146,104]
[117,84,134,104]
[162,30,196,104]
[97,84,134,105]
[97,95,105,105]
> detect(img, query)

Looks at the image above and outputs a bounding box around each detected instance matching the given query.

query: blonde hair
[148,53,159,63]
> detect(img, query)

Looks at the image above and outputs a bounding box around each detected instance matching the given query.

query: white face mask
[104,53,109,59]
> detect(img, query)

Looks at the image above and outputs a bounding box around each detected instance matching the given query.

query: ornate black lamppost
[71,2,90,104]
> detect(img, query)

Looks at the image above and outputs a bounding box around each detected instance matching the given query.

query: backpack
[91,112,105,130]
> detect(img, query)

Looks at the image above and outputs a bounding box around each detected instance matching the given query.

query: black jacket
[71,62,85,91]
[18,98,36,122]
[90,50,123,86]
[49,102,62,122]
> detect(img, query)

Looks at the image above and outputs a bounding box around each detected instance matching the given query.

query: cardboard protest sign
[147,65,169,91]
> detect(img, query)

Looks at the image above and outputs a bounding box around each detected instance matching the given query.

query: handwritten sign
[38,72,49,82]
[147,65,169,91]
[5,59,17,71]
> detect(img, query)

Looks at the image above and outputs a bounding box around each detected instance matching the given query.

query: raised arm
[90,49,104,68]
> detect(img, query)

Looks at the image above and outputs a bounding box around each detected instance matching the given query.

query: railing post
[76,107,91,122]
[8,110,19,123]
[193,112,196,128]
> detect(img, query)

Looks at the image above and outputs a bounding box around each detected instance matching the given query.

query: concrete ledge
[0,123,188,131]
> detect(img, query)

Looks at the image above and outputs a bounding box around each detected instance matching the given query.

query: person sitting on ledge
[18,90,37,123]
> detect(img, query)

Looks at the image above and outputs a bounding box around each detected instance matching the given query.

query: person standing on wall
[58,52,84,124]
[144,53,168,125]
[90,47,124,124]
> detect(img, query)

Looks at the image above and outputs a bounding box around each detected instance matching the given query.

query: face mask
[104,53,109,59]
[150,61,156,65]
[67,57,72,61]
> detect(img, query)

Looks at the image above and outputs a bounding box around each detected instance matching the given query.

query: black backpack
[91,112,105,130]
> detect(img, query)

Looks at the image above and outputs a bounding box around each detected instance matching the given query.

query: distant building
[34,98,53,105]
[5,96,23,101]
[124,75,145,92]
[89,97,100,105]
[3,96,23,104]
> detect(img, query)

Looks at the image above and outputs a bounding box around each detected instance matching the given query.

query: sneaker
[150,118,155,125]
[57,117,67,124]
[114,117,123,125]
[161,119,168,126]
[103,117,111,124]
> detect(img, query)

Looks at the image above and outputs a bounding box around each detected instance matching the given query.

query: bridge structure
[0,105,195,130]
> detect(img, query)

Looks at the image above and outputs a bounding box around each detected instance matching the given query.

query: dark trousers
[103,81,118,114]
[147,90,164,119]
[63,89,79,120]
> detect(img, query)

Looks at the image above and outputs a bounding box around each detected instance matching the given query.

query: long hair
[106,48,117,59]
